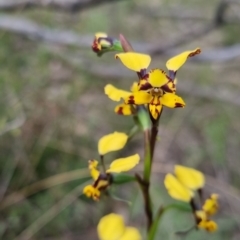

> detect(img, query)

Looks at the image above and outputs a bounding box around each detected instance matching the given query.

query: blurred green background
[0,0,240,239]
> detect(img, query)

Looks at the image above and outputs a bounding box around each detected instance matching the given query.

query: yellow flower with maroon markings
[196,211,218,232]
[92,33,123,56]
[195,194,219,232]
[92,33,111,52]
[83,154,140,201]
[104,82,139,116]
[164,165,206,202]
[164,165,219,232]
[115,49,201,93]
[97,213,141,240]
[124,74,185,119]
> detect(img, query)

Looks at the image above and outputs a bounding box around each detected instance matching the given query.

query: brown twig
[0,0,124,13]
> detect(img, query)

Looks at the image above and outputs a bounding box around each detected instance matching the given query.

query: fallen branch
[0,0,124,12]
[1,15,240,63]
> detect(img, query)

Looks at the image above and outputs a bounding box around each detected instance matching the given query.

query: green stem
[143,129,152,182]
[148,203,192,240]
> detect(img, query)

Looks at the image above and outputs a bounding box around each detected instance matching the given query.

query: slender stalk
[135,174,152,230]
[143,129,152,182]
[119,34,154,232]
[100,155,106,172]
[148,206,164,240]
[150,108,163,159]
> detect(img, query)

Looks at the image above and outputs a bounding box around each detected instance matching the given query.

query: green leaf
[112,173,136,184]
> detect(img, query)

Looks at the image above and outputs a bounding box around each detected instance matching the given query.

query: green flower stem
[148,203,192,240]
[135,174,153,230]
[143,129,152,182]
[148,206,164,240]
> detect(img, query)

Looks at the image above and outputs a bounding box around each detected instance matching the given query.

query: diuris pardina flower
[104,82,139,116]
[97,213,141,240]
[83,132,140,200]
[164,165,219,232]
[114,49,200,119]
[92,33,123,57]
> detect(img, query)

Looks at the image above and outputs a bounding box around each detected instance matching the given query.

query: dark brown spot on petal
[92,39,100,52]
[175,103,184,108]
[139,82,152,91]
[127,96,135,104]
[161,82,175,93]
[188,49,201,57]
[117,107,123,115]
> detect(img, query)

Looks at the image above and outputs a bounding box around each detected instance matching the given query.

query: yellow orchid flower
[125,69,185,119]
[195,210,218,232]
[193,194,219,232]
[104,82,139,116]
[83,155,140,201]
[98,132,128,155]
[97,213,141,240]
[164,165,219,231]
[115,49,201,95]
[92,32,123,56]
[92,33,110,52]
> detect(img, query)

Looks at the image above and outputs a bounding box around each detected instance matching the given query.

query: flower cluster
[88,33,219,240]
[83,132,140,200]
[164,165,219,232]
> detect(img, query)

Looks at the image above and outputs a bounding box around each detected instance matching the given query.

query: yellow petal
[148,104,162,120]
[148,69,169,87]
[160,93,185,108]
[105,84,131,102]
[164,174,193,202]
[202,194,219,216]
[91,168,100,181]
[115,52,151,72]
[107,154,140,173]
[97,213,125,240]
[98,132,128,155]
[120,227,142,240]
[83,185,100,201]
[175,165,205,190]
[166,48,201,72]
[198,220,218,232]
[196,210,207,221]
[95,32,108,39]
[130,82,139,93]
[115,104,134,115]
[94,178,109,191]
[125,92,152,105]
[88,160,100,180]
